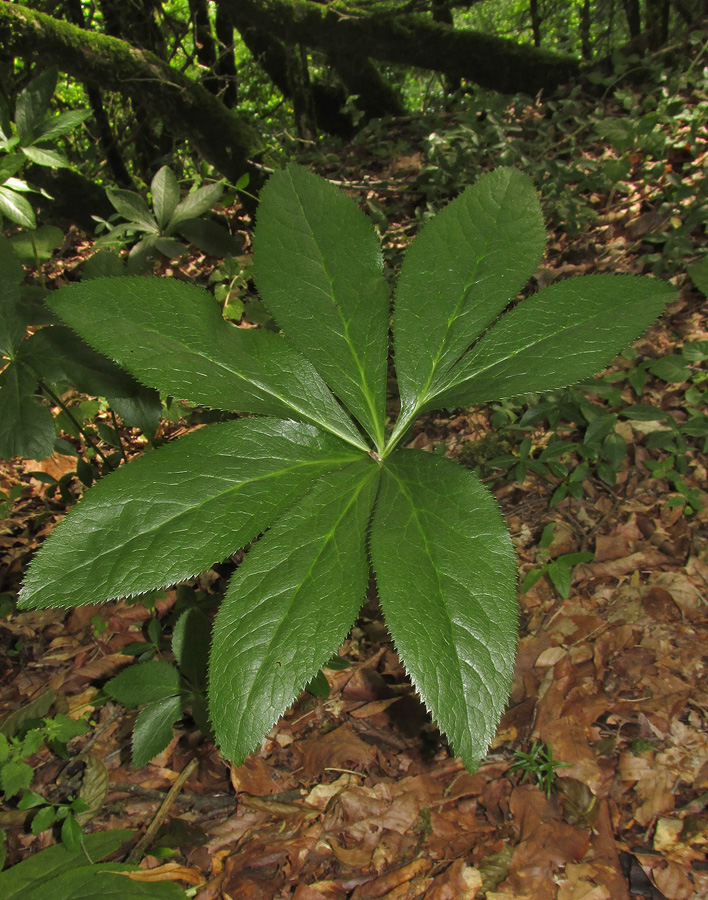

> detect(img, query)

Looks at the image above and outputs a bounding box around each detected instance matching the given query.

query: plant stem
[37,379,109,464]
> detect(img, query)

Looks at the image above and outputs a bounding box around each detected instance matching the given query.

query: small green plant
[509,741,570,798]
[0,828,186,897]
[93,165,240,271]
[520,523,594,599]
[18,164,672,770]
[0,68,90,231]
[17,790,89,849]
[103,609,212,766]
[0,713,87,802]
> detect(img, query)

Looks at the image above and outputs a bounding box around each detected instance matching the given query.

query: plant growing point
[18,164,673,771]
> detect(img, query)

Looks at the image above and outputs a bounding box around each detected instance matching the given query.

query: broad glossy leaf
[0,362,55,460]
[393,168,545,421]
[169,181,223,229]
[253,164,389,450]
[104,660,182,708]
[18,419,365,609]
[106,189,157,233]
[210,458,380,763]
[49,277,368,449]
[151,166,180,231]
[32,108,91,143]
[370,451,517,769]
[0,830,134,899]
[20,145,69,168]
[131,695,184,767]
[432,275,674,409]
[0,186,35,229]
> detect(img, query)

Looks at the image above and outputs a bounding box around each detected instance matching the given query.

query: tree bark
[580,0,592,60]
[622,0,642,39]
[0,2,261,184]
[217,0,580,97]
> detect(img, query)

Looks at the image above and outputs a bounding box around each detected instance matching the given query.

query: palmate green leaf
[210,458,380,764]
[253,164,390,451]
[391,168,545,436]
[48,277,368,449]
[18,419,365,610]
[431,275,674,409]
[370,451,518,769]
[151,166,180,231]
[0,362,55,460]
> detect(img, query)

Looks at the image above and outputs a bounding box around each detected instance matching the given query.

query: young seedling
[17,164,672,770]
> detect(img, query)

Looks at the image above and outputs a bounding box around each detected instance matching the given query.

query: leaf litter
[1,93,708,900]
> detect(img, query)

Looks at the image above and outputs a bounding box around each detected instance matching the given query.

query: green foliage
[93,165,241,272]
[0,230,161,461]
[18,164,671,771]
[0,68,90,229]
[520,523,594,598]
[0,828,186,898]
[104,608,212,766]
[509,741,570,798]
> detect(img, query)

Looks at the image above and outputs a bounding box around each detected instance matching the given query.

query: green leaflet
[104,660,182,708]
[210,458,380,764]
[49,277,368,450]
[431,274,674,409]
[18,419,365,609]
[370,451,518,769]
[392,167,545,434]
[254,164,390,451]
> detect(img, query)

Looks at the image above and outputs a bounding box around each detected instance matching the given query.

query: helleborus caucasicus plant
[18,164,672,770]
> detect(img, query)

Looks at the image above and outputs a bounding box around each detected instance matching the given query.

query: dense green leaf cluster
[18,164,671,770]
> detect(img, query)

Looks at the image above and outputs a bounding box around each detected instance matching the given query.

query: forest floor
[1,91,708,900]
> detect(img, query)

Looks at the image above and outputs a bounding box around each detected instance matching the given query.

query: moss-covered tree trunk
[0,2,261,184]
[217,0,580,96]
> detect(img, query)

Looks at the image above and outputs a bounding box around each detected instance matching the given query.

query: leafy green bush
[18,164,672,770]
[0,68,90,230]
[92,165,241,272]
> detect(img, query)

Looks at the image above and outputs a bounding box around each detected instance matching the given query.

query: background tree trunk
[218,0,580,97]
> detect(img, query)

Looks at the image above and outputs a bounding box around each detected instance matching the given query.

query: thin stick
[126,757,198,864]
